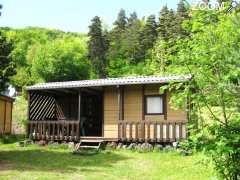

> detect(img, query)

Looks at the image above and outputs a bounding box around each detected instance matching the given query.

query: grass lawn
[0,143,216,180]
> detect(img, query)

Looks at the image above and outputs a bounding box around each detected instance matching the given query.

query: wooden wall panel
[0,100,5,134]
[167,92,187,122]
[124,85,142,121]
[0,97,13,134]
[4,102,12,133]
[104,87,118,138]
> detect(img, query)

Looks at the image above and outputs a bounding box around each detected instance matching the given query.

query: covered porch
[27,86,104,142]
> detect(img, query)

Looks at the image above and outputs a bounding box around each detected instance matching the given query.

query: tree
[121,12,144,64]
[165,12,240,179]
[176,0,189,37]
[158,6,172,40]
[113,9,127,33]
[88,16,108,78]
[0,31,15,91]
[32,37,90,82]
[141,15,158,51]
[7,27,72,89]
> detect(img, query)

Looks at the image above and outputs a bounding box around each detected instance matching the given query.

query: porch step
[79,145,99,149]
[73,139,105,153]
[80,139,104,143]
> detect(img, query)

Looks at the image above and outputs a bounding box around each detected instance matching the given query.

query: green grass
[0,143,217,180]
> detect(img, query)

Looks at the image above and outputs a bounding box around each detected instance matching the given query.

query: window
[145,95,164,115]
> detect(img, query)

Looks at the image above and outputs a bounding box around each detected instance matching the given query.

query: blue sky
[0,0,180,33]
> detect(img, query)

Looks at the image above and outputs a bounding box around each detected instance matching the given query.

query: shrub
[203,117,240,180]
[0,134,25,144]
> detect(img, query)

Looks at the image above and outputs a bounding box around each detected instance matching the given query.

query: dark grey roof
[27,74,192,90]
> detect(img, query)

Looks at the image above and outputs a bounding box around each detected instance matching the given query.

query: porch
[27,120,187,142]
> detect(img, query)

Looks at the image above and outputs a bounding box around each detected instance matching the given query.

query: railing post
[179,123,182,139]
[118,122,121,140]
[135,123,138,141]
[147,122,150,141]
[160,123,163,142]
[129,123,132,140]
[142,121,145,141]
[76,121,80,141]
[166,123,169,142]
[172,123,176,142]
[154,122,157,142]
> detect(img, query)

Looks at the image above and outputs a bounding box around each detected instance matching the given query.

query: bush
[0,134,25,144]
[203,117,240,180]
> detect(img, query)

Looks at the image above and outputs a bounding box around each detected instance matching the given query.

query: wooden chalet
[26,75,192,143]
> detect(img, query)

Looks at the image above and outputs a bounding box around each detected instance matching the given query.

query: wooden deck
[27,120,187,142]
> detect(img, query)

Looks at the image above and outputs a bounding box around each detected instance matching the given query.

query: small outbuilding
[26,75,192,143]
[0,95,14,134]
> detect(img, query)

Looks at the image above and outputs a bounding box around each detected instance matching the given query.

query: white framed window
[145,95,164,115]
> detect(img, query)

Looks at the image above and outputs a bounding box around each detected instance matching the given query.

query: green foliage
[141,15,158,51]
[88,16,108,78]
[32,37,90,82]
[204,117,240,180]
[0,31,15,91]
[0,134,24,144]
[164,11,240,179]
[3,27,89,90]
[12,96,28,132]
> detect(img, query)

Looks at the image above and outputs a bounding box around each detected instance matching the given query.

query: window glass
[146,96,163,114]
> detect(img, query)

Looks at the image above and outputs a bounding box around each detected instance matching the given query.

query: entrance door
[81,92,103,137]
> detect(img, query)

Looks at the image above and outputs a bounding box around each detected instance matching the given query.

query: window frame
[144,94,165,115]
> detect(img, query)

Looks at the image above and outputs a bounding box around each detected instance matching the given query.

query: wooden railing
[27,120,80,141]
[118,121,187,142]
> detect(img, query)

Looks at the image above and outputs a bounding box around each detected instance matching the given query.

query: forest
[1,0,190,91]
[0,0,240,179]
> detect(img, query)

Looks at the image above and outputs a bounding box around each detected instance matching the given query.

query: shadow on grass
[0,148,129,173]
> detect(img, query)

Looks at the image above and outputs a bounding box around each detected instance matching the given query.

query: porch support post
[78,89,81,121]
[77,89,81,140]
[27,91,31,137]
[117,85,124,121]
[142,85,145,121]
[163,92,167,120]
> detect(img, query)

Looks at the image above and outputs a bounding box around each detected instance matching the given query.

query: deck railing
[118,121,187,142]
[27,120,80,141]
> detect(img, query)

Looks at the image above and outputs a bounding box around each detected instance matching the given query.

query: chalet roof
[27,74,192,90]
[0,94,15,102]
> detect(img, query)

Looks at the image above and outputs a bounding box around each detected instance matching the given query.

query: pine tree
[141,14,158,51]
[127,11,138,27]
[113,9,127,33]
[158,5,170,40]
[121,12,144,64]
[177,0,188,20]
[176,0,189,37]
[88,16,108,78]
[0,31,15,91]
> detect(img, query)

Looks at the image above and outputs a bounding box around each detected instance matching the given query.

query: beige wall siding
[103,87,118,138]
[124,85,142,121]
[5,102,12,133]
[0,100,5,133]
[103,84,187,138]
[0,98,13,134]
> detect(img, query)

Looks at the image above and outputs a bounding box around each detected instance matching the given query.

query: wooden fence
[28,120,80,141]
[118,121,187,142]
